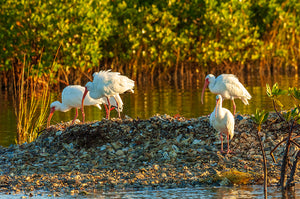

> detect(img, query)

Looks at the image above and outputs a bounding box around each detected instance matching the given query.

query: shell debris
[0,113,297,196]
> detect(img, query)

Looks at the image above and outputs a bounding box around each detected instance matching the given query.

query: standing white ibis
[81,70,134,120]
[47,85,122,127]
[201,74,251,115]
[209,95,235,154]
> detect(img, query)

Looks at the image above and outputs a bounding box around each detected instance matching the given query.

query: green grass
[13,57,51,145]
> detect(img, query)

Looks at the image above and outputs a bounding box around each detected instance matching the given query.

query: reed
[13,56,50,145]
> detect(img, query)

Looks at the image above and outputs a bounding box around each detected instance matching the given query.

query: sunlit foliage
[0,0,299,82]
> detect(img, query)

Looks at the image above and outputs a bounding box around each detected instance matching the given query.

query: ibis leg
[73,108,79,124]
[232,99,236,115]
[220,132,224,153]
[226,132,231,154]
[106,97,111,119]
[104,104,109,119]
[114,96,121,119]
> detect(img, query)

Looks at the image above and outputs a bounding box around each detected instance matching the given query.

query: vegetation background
[0,0,299,88]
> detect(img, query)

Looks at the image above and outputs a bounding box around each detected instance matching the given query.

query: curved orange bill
[201,79,209,104]
[47,107,55,128]
[81,87,88,123]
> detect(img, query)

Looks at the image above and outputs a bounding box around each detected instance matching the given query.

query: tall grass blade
[13,56,51,145]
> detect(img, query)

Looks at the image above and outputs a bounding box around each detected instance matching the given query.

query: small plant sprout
[251,109,269,132]
[266,83,288,117]
[251,109,269,199]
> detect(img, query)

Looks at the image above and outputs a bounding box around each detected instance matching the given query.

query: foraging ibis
[209,95,235,154]
[82,70,134,120]
[201,74,251,115]
[47,85,122,127]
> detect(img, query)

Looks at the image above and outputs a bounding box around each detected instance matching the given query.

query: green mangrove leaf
[267,83,287,99]
[266,84,272,97]
[251,109,269,125]
[277,89,288,96]
[251,109,269,132]
[291,107,300,119]
[283,111,292,121]
[261,111,269,124]
[274,99,284,108]
[289,87,300,100]
[272,83,279,94]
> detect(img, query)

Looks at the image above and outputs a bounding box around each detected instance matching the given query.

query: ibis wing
[216,74,251,99]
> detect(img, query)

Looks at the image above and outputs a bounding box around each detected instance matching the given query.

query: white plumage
[210,95,235,154]
[81,70,134,119]
[201,74,251,115]
[47,85,122,127]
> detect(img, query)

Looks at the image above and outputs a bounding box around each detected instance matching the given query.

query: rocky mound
[0,113,298,196]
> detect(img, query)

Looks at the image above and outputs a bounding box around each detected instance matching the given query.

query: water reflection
[0,185,298,198]
[88,185,300,198]
[0,74,299,147]
[0,91,17,146]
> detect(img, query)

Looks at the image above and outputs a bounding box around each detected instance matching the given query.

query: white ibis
[201,74,251,115]
[81,70,134,120]
[47,85,122,127]
[209,95,235,154]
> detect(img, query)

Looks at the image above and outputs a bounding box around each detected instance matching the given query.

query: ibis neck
[216,100,224,118]
[208,79,215,91]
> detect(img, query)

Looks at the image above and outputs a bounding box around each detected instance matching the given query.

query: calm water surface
[0,74,299,147]
[1,185,299,198]
[93,185,300,198]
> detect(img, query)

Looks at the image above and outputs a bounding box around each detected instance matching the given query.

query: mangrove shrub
[0,0,299,84]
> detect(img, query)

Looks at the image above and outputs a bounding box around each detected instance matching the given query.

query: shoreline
[0,113,298,196]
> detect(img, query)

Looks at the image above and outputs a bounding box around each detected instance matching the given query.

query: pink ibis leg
[226,131,232,154]
[220,132,224,153]
[104,105,115,119]
[106,97,111,119]
[81,87,88,123]
[113,96,121,119]
[232,99,236,115]
[104,104,109,119]
[72,108,79,124]
[80,107,85,123]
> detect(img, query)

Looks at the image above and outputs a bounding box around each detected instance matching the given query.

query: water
[0,91,17,146]
[93,185,300,198]
[1,185,299,198]
[1,74,299,147]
